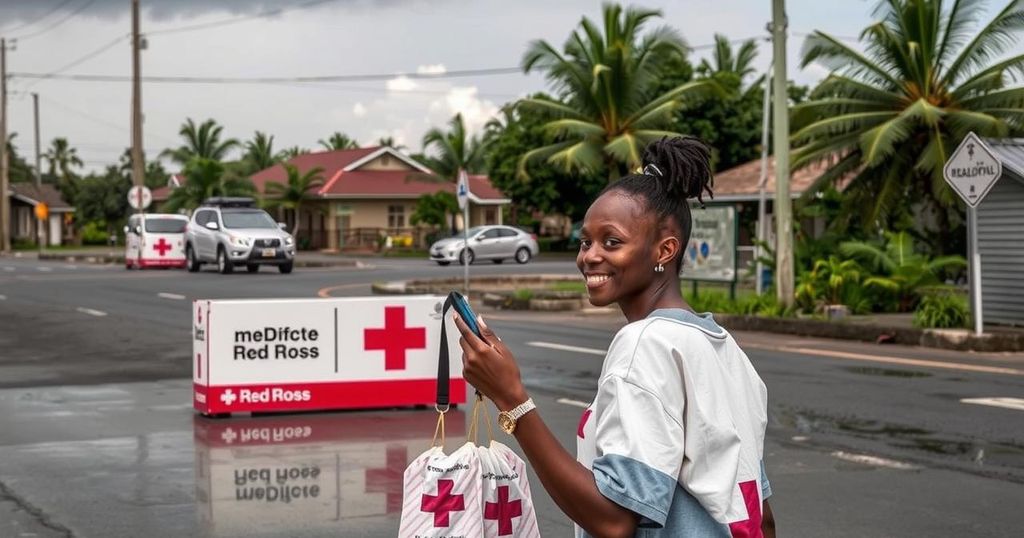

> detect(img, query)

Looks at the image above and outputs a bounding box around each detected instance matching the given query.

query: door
[474,228,503,259]
[193,210,216,260]
[125,216,141,263]
[336,215,351,249]
[144,217,188,263]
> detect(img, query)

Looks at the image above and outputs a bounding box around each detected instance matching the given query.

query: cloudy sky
[0,0,1018,173]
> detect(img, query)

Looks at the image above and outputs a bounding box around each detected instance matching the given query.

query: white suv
[184,197,296,274]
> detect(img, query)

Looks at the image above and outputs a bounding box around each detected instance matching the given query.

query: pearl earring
[655,263,665,273]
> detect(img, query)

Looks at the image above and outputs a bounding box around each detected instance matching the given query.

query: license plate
[261,248,276,257]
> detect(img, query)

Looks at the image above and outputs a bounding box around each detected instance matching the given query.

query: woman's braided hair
[601,136,714,271]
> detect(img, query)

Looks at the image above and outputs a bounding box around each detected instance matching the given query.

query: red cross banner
[192,296,466,415]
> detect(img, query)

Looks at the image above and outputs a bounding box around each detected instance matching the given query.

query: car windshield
[145,218,187,233]
[222,211,278,229]
[450,227,486,239]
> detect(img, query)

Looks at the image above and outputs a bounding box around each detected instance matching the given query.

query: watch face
[498,413,515,434]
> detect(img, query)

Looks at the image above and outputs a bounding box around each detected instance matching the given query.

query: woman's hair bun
[642,136,714,205]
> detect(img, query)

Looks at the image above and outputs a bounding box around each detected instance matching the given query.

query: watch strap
[506,398,535,421]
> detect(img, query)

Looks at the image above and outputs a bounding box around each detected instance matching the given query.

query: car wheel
[436,261,451,266]
[515,247,532,264]
[279,262,293,274]
[186,245,200,272]
[459,249,475,265]
[246,264,259,273]
[217,247,233,274]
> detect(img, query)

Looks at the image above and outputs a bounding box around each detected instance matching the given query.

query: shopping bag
[399,292,542,538]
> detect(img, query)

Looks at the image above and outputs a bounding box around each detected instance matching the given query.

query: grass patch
[549,280,586,293]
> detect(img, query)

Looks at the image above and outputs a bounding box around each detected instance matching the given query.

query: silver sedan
[429,225,539,265]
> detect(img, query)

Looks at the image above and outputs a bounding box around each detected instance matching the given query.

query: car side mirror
[134,225,142,235]
[123,225,130,235]
[475,236,484,241]
[205,221,220,231]
[278,222,288,230]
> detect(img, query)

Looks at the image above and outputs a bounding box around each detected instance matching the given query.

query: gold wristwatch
[497,398,536,434]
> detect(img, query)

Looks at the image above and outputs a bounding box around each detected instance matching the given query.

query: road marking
[76,307,108,317]
[0,294,6,300]
[158,292,186,300]
[527,341,606,356]
[316,283,374,298]
[2,266,14,272]
[556,397,591,408]
[36,266,52,272]
[961,397,1024,411]
[831,451,919,470]
[771,346,1024,376]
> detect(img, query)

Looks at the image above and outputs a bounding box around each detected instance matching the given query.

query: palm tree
[43,137,83,181]
[421,113,485,180]
[161,158,254,213]
[518,3,718,181]
[279,146,310,160]
[243,131,281,173]
[793,0,1024,238]
[376,136,406,150]
[162,118,239,166]
[263,164,325,236]
[699,34,760,82]
[318,132,359,151]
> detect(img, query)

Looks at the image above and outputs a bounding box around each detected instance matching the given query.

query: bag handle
[432,292,461,448]
[467,392,495,446]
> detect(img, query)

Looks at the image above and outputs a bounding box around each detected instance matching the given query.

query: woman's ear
[657,233,680,268]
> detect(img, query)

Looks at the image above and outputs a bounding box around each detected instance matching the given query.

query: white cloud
[436,86,500,135]
[417,64,447,75]
[386,76,418,92]
[352,102,367,117]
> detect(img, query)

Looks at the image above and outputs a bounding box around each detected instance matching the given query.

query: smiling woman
[453,136,776,537]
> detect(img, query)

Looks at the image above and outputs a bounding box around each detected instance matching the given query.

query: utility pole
[130,0,145,200]
[770,0,794,307]
[33,92,44,252]
[32,93,40,187]
[1,37,10,254]
[755,58,772,296]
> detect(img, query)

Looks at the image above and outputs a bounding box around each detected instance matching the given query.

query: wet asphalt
[1,255,1023,537]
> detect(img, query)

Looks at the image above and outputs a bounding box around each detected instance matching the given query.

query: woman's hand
[452,313,527,411]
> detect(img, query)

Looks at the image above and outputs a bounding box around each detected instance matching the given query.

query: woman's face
[576,192,659,307]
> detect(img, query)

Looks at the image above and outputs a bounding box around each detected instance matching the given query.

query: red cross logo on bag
[421,479,465,527]
[485,485,523,536]
[364,306,426,370]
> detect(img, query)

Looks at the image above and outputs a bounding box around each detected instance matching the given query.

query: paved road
[1,256,1023,537]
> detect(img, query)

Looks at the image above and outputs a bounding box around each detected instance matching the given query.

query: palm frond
[801,31,903,89]
[943,0,1024,85]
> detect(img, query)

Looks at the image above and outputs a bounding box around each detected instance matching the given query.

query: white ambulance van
[125,213,189,269]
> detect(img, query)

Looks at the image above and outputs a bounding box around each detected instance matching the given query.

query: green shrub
[80,221,110,245]
[512,288,534,301]
[913,290,969,329]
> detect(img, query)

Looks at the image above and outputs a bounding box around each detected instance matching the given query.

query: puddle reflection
[193,409,466,536]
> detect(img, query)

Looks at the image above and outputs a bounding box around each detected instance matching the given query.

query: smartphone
[450,291,483,338]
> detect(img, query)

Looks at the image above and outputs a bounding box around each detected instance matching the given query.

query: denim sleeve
[760,460,772,500]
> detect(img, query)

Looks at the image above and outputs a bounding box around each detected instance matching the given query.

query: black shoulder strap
[436,292,458,407]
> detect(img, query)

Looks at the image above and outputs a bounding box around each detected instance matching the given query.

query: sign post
[943,132,1002,336]
[456,169,470,296]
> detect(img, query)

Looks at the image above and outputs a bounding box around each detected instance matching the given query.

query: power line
[12,0,97,41]
[146,0,341,36]
[10,66,526,84]
[0,0,77,34]
[17,34,129,91]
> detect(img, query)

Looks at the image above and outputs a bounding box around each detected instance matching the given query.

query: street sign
[943,132,1002,208]
[456,169,469,210]
[683,205,737,282]
[127,185,152,210]
[34,202,48,221]
[192,296,466,415]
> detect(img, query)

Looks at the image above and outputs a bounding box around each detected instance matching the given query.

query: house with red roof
[220,146,509,250]
[6,183,75,246]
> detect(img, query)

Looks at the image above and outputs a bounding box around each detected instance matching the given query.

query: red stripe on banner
[195,378,467,415]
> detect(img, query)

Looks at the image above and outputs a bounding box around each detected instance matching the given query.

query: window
[388,205,405,229]
[480,228,502,240]
[484,207,497,225]
[145,218,187,233]
[222,210,277,229]
[194,211,210,226]
[497,228,518,238]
